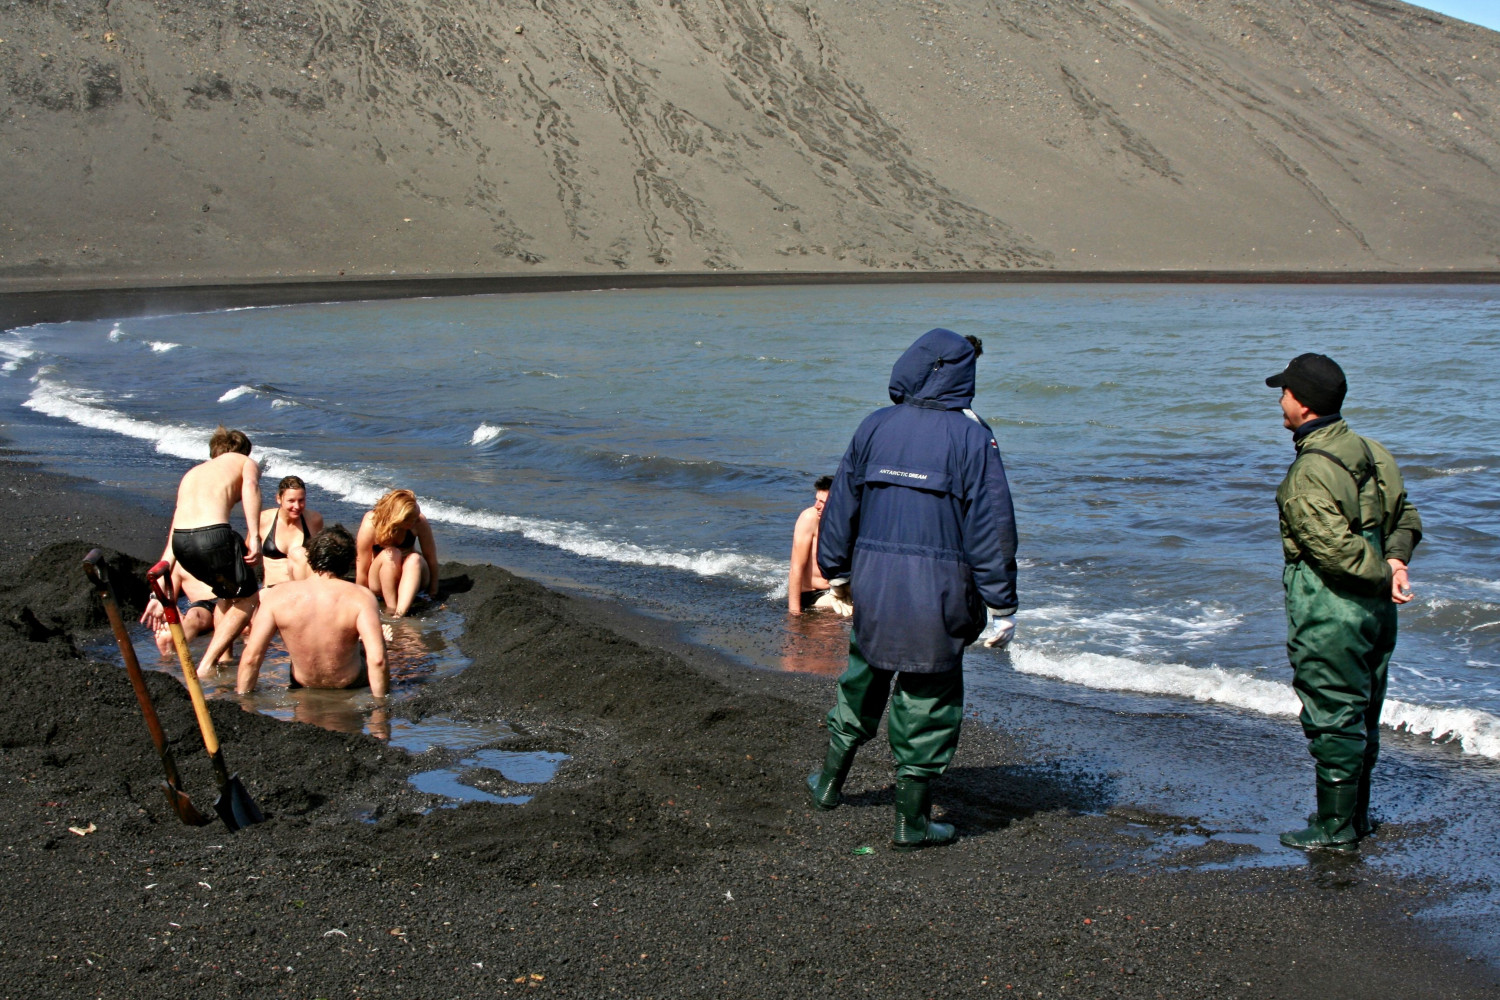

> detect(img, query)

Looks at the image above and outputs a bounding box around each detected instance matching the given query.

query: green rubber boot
[891,777,955,851]
[1281,781,1358,853]
[806,744,855,811]
[1353,770,1376,839]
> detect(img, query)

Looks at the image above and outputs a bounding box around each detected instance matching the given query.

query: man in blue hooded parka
[808,328,1018,849]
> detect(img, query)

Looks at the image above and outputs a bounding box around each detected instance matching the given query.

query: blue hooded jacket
[817,328,1018,673]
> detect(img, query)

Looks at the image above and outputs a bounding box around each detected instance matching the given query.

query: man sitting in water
[236,525,389,695]
[788,475,851,616]
[156,425,262,678]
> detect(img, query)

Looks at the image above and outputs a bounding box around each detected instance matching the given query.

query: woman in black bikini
[258,475,325,587]
[355,488,439,617]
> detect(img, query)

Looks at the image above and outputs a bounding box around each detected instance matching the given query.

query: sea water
[5,283,1500,929]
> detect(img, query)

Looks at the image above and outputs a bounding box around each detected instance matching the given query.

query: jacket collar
[1293,412,1343,446]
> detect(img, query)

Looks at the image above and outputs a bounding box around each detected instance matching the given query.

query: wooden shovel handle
[147,561,221,757]
[84,551,171,757]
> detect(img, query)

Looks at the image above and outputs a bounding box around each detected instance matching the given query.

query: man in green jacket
[1267,353,1422,852]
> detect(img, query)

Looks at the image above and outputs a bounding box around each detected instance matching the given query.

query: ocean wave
[1009,647,1299,717]
[149,341,181,353]
[471,422,505,446]
[1384,699,1500,758]
[107,325,124,342]
[271,399,297,409]
[0,336,34,374]
[25,378,213,462]
[23,377,787,591]
[219,385,257,403]
[1008,646,1500,758]
[1023,601,1242,653]
[523,370,564,379]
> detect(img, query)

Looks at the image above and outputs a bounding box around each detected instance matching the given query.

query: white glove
[977,611,1015,648]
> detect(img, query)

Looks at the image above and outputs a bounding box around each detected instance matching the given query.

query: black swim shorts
[288,644,371,690]
[800,588,831,611]
[172,524,259,601]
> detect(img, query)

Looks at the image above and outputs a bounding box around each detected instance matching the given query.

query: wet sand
[0,449,1494,998]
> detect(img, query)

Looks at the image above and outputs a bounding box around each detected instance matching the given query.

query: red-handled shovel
[82,550,212,827]
[146,560,265,832]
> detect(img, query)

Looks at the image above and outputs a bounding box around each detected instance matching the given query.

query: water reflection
[777,610,851,676]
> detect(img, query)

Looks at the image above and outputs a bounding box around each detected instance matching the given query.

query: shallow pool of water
[392,716,570,807]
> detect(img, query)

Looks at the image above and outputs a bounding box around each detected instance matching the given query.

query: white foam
[0,336,34,374]
[218,385,257,403]
[1384,699,1500,758]
[1009,646,1301,718]
[148,341,180,353]
[1432,465,1487,476]
[107,325,124,342]
[1008,646,1500,759]
[270,399,296,409]
[470,422,505,446]
[23,376,788,591]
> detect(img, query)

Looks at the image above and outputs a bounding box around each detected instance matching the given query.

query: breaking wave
[471,422,505,446]
[0,335,34,375]
[1008,646,1500,759]
[23,377,786,591]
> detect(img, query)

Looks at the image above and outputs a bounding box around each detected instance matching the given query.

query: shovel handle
[84,552,172,760]
[148,561,222,759]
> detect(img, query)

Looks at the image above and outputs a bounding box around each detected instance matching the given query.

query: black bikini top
[262,509,307,560]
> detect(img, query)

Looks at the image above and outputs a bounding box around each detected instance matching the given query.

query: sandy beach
[1,441,1495,998]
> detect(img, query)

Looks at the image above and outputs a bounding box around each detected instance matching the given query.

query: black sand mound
[0,460,1494,997]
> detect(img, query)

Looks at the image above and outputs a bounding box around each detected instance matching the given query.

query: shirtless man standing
[236,525,389,695]
[788,475,849,616]
[157,426,262,678]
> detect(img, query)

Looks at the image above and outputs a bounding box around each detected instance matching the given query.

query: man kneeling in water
[236,525,389,695]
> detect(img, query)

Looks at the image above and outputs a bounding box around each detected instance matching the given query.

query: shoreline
[3,268,1500,332]
[0,445,1495,996]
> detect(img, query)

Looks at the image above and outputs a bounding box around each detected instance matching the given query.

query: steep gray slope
[0,0,1496,279]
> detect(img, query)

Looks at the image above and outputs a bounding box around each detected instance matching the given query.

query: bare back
[174,453,260,530]
[239,574,387,694]
[792,506,829,592]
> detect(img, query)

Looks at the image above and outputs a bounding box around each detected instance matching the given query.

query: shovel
[147,560,266,832]
[82,550,212,827]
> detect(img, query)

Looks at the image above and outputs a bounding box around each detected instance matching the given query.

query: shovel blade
[161,780,214,827]
[212,774,266,832]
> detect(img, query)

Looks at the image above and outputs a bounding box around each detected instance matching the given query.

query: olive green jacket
[1276,419,1422,597]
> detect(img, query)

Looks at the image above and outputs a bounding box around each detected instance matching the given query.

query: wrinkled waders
[1285,527,1397,795]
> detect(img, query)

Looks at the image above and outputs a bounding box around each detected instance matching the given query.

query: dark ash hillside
[1,0,1497,283]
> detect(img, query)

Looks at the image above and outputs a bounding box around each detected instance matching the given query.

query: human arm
[235,596,279,693]
[961,426,1019,618]
[788,509,817,615]
[354,513,375,588]
[1388,559,1414,604]
[240,457,262,563]
[415,515,440,599]
[816,439,863,588]
[356,592,389,697]
[1280,485,1391,596]
[140,564,184,630]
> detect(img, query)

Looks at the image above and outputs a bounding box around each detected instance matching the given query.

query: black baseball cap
[1266,353,1346,416]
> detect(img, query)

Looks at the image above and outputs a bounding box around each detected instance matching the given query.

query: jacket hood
[888,328,976,410]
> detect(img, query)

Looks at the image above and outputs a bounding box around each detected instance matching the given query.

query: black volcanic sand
[0,453,1494,999]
